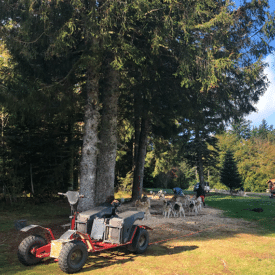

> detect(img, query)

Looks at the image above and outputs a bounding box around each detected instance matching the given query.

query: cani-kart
[17,191,151,273]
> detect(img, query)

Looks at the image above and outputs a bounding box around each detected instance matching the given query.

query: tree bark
[195,129,205,188]
[78,69,100,211]
[132,117,149,200]
[95,67,119,205]
[67,122,74,191]
[197,152,205,186]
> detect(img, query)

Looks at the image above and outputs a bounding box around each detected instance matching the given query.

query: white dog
[163,200,174,218]
[196,196,202,211]
[135,199,151,219]
[173,201,185,218]
[176,195,190,207]
[189,199,198,216]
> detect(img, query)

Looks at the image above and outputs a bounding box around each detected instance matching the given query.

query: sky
[245,54,275,128]
[232,1,275,128]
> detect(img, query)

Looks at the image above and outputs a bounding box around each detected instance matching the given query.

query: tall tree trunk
[78,69,100,211]
[132,117,149,201]
[133,117,141,168]
[95,67,120,205]
[197,152,205,186]
[195,129,205,187]
[67,122,74,191]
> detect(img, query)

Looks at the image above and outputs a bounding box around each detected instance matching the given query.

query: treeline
[215,119,275,192]
[0,1,275,206]
[136,119,275,193]
[0,74,83,201]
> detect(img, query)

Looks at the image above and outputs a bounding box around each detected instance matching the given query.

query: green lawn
[1,192,275,274]
[206,194,275,236]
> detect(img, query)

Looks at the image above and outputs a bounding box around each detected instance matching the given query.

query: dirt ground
[117,195,257,244]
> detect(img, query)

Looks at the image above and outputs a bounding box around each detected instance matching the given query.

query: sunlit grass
[206,194,275,236]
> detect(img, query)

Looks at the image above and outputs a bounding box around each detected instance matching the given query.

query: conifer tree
[220,150,242,192]
[230,118,252,140]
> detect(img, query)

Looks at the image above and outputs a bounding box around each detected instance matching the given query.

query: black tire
[127,228,149,254]
[18,235,47,266]
[58,241,88,274]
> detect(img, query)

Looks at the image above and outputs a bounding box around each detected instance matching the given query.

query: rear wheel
[18,235,46,266]
[127,228,149,254]
[58,241,88,274]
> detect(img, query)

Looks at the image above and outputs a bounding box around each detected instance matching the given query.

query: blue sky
[232,1,275,128]
[245,54,275,128]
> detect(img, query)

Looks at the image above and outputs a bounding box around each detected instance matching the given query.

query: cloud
[245,54,275,126]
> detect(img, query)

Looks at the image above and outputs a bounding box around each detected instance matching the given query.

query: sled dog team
[135,193,203,219]
[162,195,203,218]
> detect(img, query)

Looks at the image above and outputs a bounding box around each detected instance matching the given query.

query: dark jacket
[196,184,205,198]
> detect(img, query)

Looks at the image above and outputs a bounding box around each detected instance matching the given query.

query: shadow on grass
[1,225,271,275]
[80,244,199,273]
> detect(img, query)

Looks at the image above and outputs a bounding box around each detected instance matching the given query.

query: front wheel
[58,241,88,274]
[18,235,47,266]
[127,228,149,254]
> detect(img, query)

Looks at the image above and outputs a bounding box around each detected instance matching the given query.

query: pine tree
[220,151,242,192]
[230,118,252,140]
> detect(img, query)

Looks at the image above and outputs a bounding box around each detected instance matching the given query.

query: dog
[196,196,202,211]
[163,200,174,218]
[158,190,166,199]
[176,195,190,207]
[170,195,178,202]
[140,194,151,208]
[173,201,185,218]
[150,190,159,199]
[135,199,151,219]
[188,199,198,216]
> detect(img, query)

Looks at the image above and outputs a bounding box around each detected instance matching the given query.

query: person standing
[195,184,206,207]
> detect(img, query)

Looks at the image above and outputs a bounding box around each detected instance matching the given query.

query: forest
[0,0,275,209]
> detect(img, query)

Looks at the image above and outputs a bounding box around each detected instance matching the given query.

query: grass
[0,199,70,232]
[1,192,275,274]
[206,193,275,236]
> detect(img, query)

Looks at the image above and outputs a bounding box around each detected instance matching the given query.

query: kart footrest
[104,217,124,244]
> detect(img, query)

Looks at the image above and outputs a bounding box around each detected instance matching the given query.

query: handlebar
[58,192,84,198]
[58,191,84,205]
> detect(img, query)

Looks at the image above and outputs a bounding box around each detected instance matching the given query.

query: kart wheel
[127,228,149,254]
[18,235,47,266]
[58,241,88,274]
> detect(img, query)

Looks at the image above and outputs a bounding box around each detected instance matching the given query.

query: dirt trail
[117,195,257,243]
